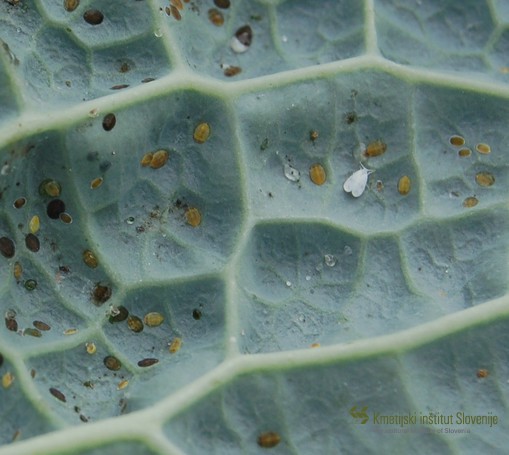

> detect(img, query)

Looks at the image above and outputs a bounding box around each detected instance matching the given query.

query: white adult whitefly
[343,163,374,197]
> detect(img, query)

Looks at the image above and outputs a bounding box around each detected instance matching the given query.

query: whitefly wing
[343,164,372,197]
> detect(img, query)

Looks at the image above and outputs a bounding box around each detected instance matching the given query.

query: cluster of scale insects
[278,126,496,205]
[0,105,217,429]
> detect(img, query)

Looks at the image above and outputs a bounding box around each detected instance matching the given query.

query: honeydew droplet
[193,123,211,144]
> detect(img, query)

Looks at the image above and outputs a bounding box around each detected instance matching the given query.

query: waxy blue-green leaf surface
[1,0,509,454]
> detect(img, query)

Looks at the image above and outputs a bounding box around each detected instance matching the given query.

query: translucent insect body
[343,163,373,197]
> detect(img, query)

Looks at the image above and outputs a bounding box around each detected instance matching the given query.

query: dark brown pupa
[83,9,104,25]
[137,358,158,367]
[0,237,15,258]
[25,233,40,252]
[102,113,116,131]
[49,387,66,402]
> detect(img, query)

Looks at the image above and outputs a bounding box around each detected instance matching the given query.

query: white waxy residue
[324,254,336,267]
[284,163,300,182]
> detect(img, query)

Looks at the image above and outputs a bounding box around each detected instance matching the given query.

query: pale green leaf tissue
[1,0,509,454]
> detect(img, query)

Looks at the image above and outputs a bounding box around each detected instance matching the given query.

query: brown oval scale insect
[49,387,66,402]
[102,113,116,131]
[149,150,169,169]
[214,0,230,8]
[143,312,164,327]
[64,0,79,12]
[127,315,144,333]
[83,9,104,25]
[137,358,158,367]
[257,431,281,448]
[83,250,98,268]
[0,237,15,258]
[193,123,211,144]
[92,283,112,305]
[25,233,40,253]
[364,140,387,157]
[103,355,121,371]
[33,320,51,331]
[185,207,201,227]
[309,163,326,185]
